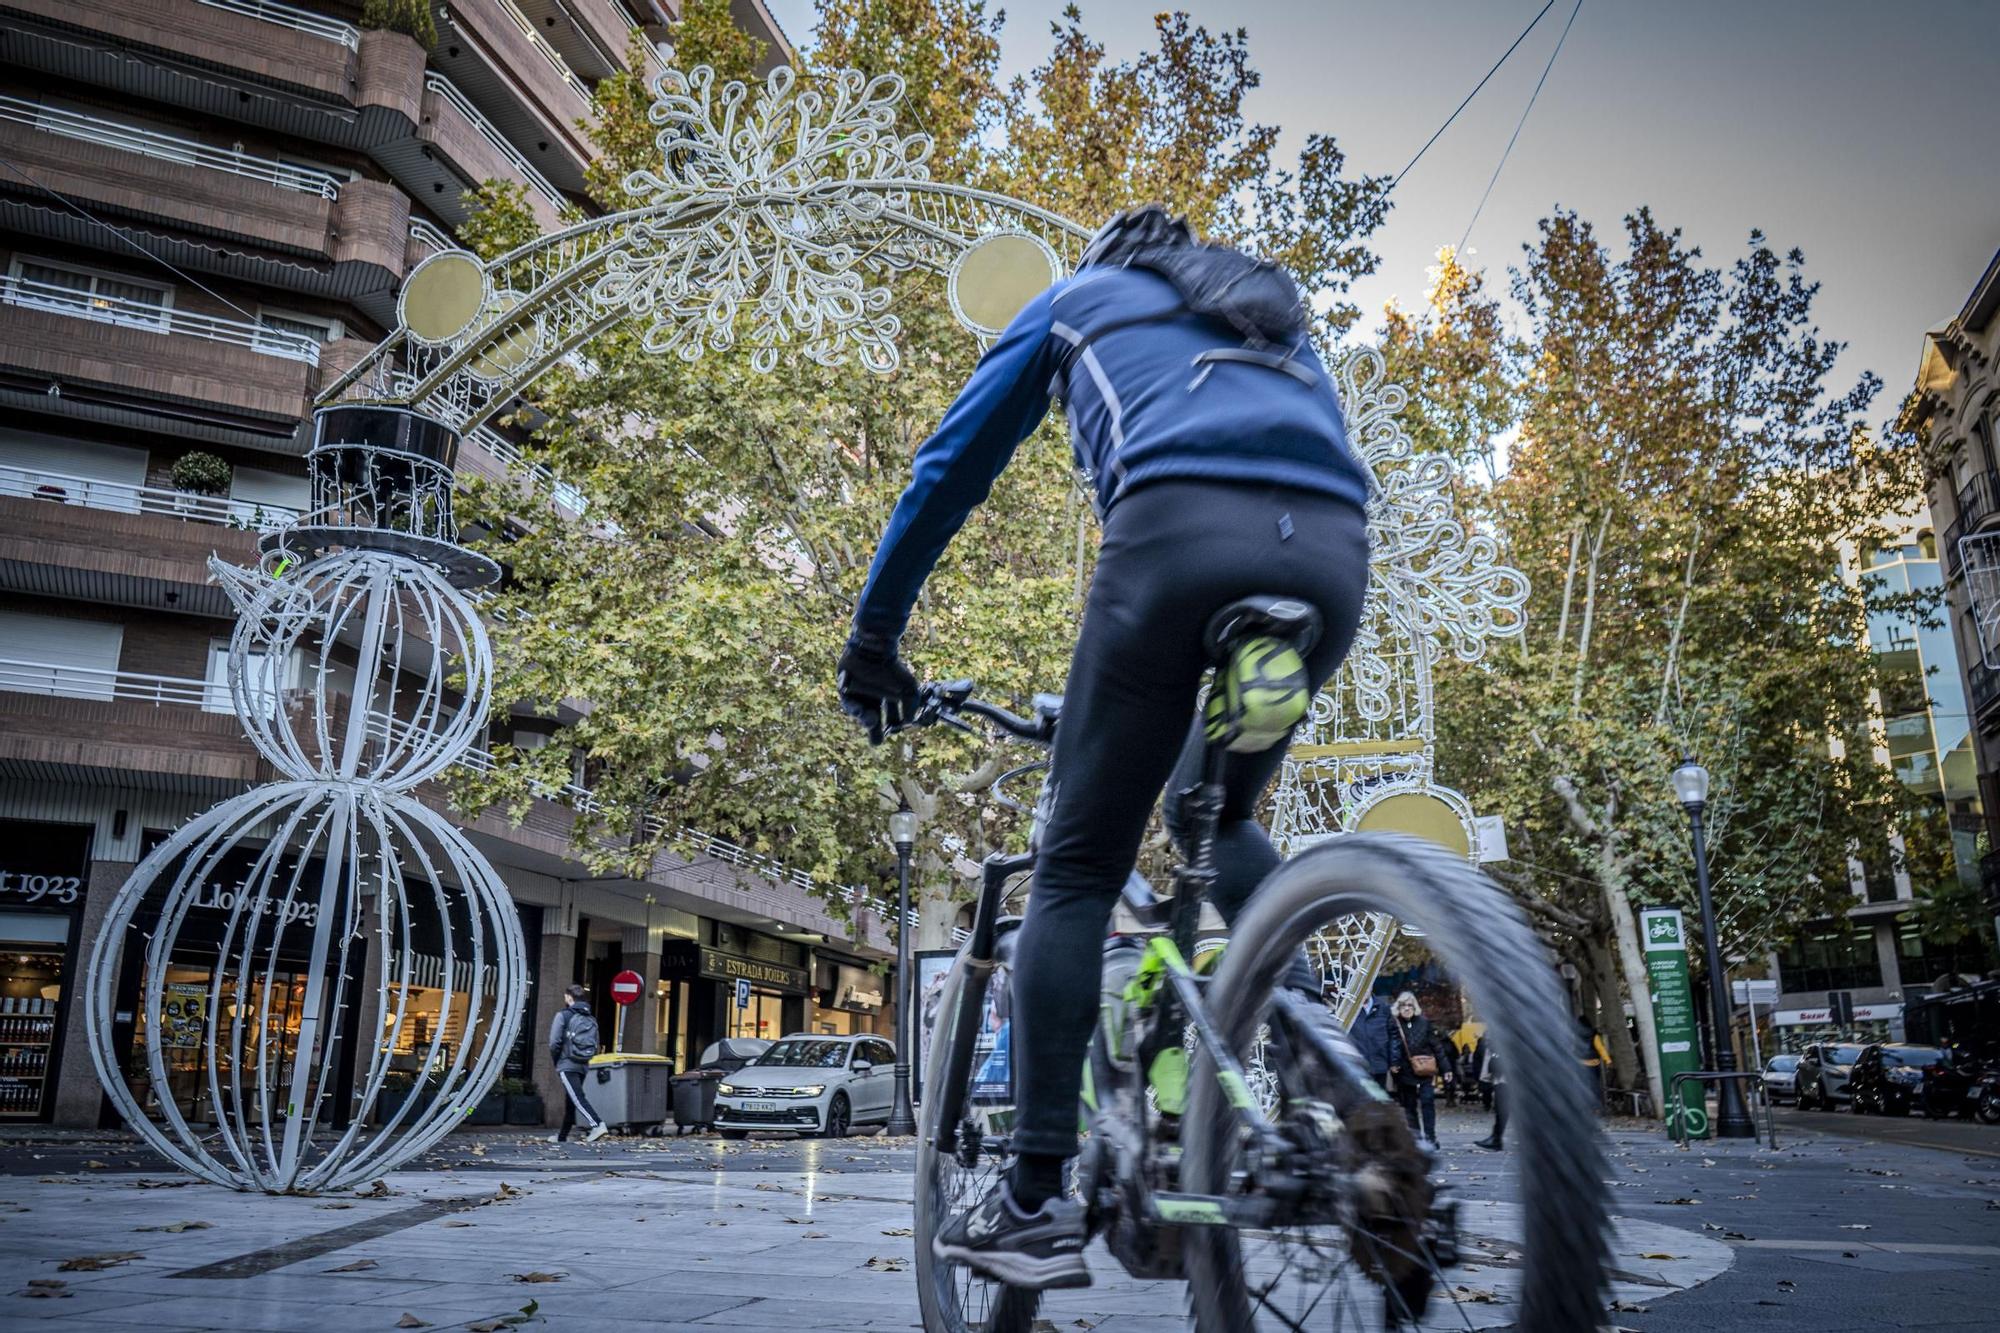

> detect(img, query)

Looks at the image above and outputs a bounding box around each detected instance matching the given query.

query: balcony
[0,98,411,298]
[0,275,366,448]
[432,0,598,195]
[0,481,262,616]
[1942,469,2000,578]
[0,464,299,531]
[1970,659,2000,720]
[0,660,266,794]
[375,75,570,231]
[515,0,658,82]
[0,1,426,148]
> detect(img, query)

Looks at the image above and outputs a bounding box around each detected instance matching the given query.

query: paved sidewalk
[7,1107,1991,1331]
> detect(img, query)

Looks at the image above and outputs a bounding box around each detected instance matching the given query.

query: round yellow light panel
[949,232,1059,337]
[1353,791,1472,858]
[399,251,486,345]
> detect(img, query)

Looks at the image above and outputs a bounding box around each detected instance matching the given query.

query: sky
[764,0,2000,425]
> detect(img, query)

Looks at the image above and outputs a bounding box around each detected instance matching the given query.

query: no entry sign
[609,969,644,1006]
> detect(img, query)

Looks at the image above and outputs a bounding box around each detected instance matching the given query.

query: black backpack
[559,1007,600,1063]
[1061,211,1319,394]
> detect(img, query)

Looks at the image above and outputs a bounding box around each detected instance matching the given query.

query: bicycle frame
[928,730,1296,1232]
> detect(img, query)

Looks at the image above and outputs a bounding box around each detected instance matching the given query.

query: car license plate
[747,1101,777,1112]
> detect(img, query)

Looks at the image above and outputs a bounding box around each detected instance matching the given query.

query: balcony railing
[0,658,276,712]
[424,74,568,213]
[1970,659,2000,718]
[194,0,360,49]
[0,95,343,200]
[465,424,588,514]
[1942,469,2000,578]
[499,0,594,104]
[0,275,322,365]
[407,218,461,257]
[0,463,299,531]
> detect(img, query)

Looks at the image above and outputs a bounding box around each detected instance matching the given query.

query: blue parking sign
[735,977,751,1009]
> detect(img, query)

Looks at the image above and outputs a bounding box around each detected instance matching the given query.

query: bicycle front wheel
[1182,832,1612,1330]
[914,939,1042,1333]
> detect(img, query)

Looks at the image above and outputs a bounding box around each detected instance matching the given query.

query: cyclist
[837,206,1371,1290]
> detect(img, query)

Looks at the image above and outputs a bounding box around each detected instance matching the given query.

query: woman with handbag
[1388,990,1449,1148]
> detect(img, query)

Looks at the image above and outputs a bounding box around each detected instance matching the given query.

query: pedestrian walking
[1388,991,1449,1148]
[1348,991,1392,1090]
[549,983,608,1143]
[1470,1036,1505,1150]
[1578,1015,1610,1112]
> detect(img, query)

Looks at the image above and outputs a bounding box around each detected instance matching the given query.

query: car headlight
[799,1085,825,1097]
[716,1083,737,1096]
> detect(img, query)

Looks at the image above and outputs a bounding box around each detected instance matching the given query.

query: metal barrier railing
[0,274,322,364]
[0,463,299,530]
[423,73,568,213]
[1666,1070,1779,1149]
[0,94,343,199]
[194,0,360,48]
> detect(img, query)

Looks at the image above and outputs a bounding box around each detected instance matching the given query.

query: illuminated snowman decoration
[83,407,526,1193]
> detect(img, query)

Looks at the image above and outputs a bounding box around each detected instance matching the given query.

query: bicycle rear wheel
[915,939,1042,1333]
[1183,832,1611,1330]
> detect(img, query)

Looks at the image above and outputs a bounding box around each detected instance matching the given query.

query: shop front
[0,819,92,1122]
[810,954,886,1037]
[659,936,809,1061]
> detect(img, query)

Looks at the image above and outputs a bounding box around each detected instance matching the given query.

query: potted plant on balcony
[360,0,436,47]
[169,451,231,516]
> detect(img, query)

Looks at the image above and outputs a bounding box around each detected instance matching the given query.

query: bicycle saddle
[1202,595,1322,661]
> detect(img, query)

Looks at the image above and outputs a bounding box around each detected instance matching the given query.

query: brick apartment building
[0,0,897,1131]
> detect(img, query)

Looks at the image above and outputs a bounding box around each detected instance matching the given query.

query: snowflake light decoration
[595,65,936,373]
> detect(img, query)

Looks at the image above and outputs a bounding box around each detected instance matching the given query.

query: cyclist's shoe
[931,1182,1091,1291]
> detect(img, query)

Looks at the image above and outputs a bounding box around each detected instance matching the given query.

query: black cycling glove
[837,630,919,744]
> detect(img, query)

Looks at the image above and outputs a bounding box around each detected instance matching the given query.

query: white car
[714,1034,898,1138]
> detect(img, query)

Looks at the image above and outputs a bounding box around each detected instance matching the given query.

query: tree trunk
[1601,880,1663,1115]
[1582,935,1643,1099]
[916,875,959,952]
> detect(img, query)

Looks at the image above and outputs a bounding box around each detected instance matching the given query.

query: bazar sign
[0,870,83,904]
[1773,1004,1900,1025]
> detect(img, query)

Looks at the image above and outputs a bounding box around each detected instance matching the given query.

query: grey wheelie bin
[585,1053,673,1135]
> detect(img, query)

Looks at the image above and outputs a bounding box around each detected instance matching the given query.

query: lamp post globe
[885,799,919,1136]
[1671,758,1756,1138]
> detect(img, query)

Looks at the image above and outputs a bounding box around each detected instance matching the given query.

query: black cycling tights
[1007,479,1368,1161]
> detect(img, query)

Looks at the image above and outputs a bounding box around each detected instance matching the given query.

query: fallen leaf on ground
[136,1220,212,1233]
[1839,1224,1870,1230]
[354,1180,394,1198]
[83,1161,109,1170]
[1610,1299,1650,1313]
[56,1252,142,1272]
[317,1202,355,1210]
[395,1316,430,1328]
[442,1220,474,1228]
[1451,1286,1499,1303]
[20,1278,70,1299]
[1654,1197,1698,1205]
[864,1256,909,1272]
[508,1272,564,1283]
[1639,1253,1679,1261]
[326,1259,379,1273]
[881,1227,914,1237]
[803,1231,829,1239]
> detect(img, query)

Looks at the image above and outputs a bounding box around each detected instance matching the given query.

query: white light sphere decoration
[85,406,526,1193]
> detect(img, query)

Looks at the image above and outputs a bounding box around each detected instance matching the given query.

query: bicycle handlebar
[900,679,1056,746]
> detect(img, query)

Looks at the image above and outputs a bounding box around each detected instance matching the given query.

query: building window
[1778,921,1882,992]
[254,309,340,361]
[5,257,171,331]
[1895,916,1996,988]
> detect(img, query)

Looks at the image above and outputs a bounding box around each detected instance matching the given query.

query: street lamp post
[885,799,919,1136]
[1671,759,1756,1139]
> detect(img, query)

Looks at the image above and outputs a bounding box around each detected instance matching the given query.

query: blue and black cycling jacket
[851,264,1372,641]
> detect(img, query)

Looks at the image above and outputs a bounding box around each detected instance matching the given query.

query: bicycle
[906,597,1613,1331]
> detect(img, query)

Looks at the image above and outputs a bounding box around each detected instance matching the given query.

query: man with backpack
[548,983,608,1143]
[837,205,1371,1290]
